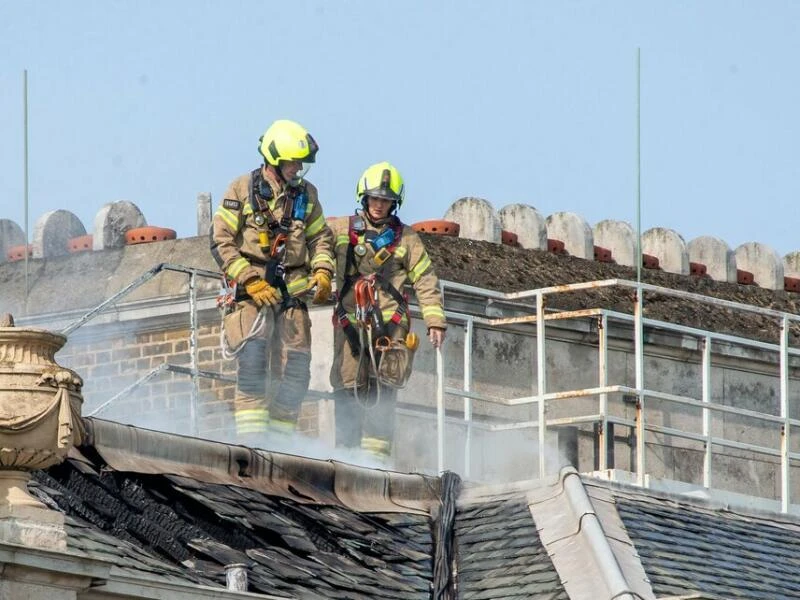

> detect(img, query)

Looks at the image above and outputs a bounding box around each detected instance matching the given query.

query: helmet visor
[286,163,311,187]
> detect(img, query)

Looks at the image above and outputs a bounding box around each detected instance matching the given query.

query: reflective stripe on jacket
[210,168,334,293]
[329,213,446,331]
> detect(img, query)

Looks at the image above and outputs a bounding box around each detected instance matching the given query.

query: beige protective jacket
[329,212,446,331]
[211,168,334,298]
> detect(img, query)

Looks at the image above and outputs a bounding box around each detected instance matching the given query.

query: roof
[419,233,800,345]
[455,497,568,599]
[611,482,800,599]
[24,421,800,599]
[33,418,441,599]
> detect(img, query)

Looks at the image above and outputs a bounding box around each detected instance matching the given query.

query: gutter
[81,417,441,515]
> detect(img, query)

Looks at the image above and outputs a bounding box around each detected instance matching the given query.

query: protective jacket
[210,167,334,437]
[329,212,446,338]
[211,167,334,298]
[328,210,445,457]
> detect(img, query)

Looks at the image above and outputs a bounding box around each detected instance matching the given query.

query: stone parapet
[735,242,784,290]
[497,204,547,250]
[546,211,593,259]
[444,197,501,242]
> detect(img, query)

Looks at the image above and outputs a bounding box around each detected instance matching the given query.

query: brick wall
[57,311,320,441]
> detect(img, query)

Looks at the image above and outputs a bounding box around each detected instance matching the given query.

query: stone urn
[0,313,84,520]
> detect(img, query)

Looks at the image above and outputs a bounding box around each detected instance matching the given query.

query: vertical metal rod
[436,344,445,474]
[189,272,199,436]
[437,280,446,474]
[536,291,546,478]
[634,287,646,486]
[463,318,474,479]
[23,69,30,309]
[635,48,642,284]
[780,315,790,513]
[598,313,609,471]
[702,336,712,489]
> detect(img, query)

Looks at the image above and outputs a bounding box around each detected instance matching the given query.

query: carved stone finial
[0,314,13,327]
[0,325,83,550]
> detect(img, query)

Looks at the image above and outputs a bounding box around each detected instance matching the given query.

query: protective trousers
[334,386,397,458]
[234,300,311,436]
[330,326,404,458]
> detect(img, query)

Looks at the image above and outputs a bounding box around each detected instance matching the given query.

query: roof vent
[125,226,177,245]
[785,276,800,293]
[225,563,248,591]
[547,238,567,255]
[593,245,613,263]
[642,253,660,270]
[411,220,460,237]
[737,269,755,286]
[67,234,93,253]
[689,261,708,277]
[6,244,32,262]
[501,230,519,247]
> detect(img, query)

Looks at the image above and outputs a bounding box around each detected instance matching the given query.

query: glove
[244,278,280,307]
[309,269,332,304]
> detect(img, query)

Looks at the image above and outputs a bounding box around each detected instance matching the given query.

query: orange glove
[309,269,332,304]
[245,278,280,307]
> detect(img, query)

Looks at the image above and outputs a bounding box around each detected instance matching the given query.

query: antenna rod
[23,69,29,308]
[635,49,642,283]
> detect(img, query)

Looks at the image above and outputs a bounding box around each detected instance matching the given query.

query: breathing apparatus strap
[248,169,308,312]
[334,215,409,356]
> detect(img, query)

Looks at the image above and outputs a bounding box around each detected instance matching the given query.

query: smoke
[395,411,572,482]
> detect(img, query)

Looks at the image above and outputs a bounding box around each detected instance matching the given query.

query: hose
[220,306,268,360]
[353,325,381,410]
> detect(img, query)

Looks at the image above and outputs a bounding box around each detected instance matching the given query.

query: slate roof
[31,418,439,599]
[23,418,800,600]
[35,465,436,599]
[610,483,800,600]
[455,497,568,600]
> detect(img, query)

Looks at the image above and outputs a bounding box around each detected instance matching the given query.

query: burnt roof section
[31,418,440,598]
[455,496,569,600]
[420,233,800,345]
[28,418,800,600]
[602,481,800,600]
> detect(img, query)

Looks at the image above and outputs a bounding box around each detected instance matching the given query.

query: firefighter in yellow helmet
[210,119,335,443]
[329,161,446,462]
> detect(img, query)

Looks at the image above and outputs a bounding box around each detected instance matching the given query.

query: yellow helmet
[258,119,319,166]
[356,161,405,207]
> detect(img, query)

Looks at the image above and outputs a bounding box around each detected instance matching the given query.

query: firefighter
[329,161,446,461]
[210,119,335,442]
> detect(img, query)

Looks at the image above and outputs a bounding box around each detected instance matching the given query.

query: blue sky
[2,1,800,255]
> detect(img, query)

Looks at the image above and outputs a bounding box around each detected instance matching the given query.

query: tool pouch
[376,343,416,389]
[222,301,259,352]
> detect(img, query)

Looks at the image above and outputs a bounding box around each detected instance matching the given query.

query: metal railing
[434,278,800,512]
[61,264,800,510]
[62,263,334,435]
[61,263,223,436]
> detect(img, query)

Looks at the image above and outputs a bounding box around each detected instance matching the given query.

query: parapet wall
[445,197,800,291]
[3,193,799,292]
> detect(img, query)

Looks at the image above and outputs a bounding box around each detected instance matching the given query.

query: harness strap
[334,215,410,355]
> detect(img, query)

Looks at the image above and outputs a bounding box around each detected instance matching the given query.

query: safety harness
[219,169,309,359]
[246,168,309,312]
[334,214,413,406]
[335,214,408,356]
